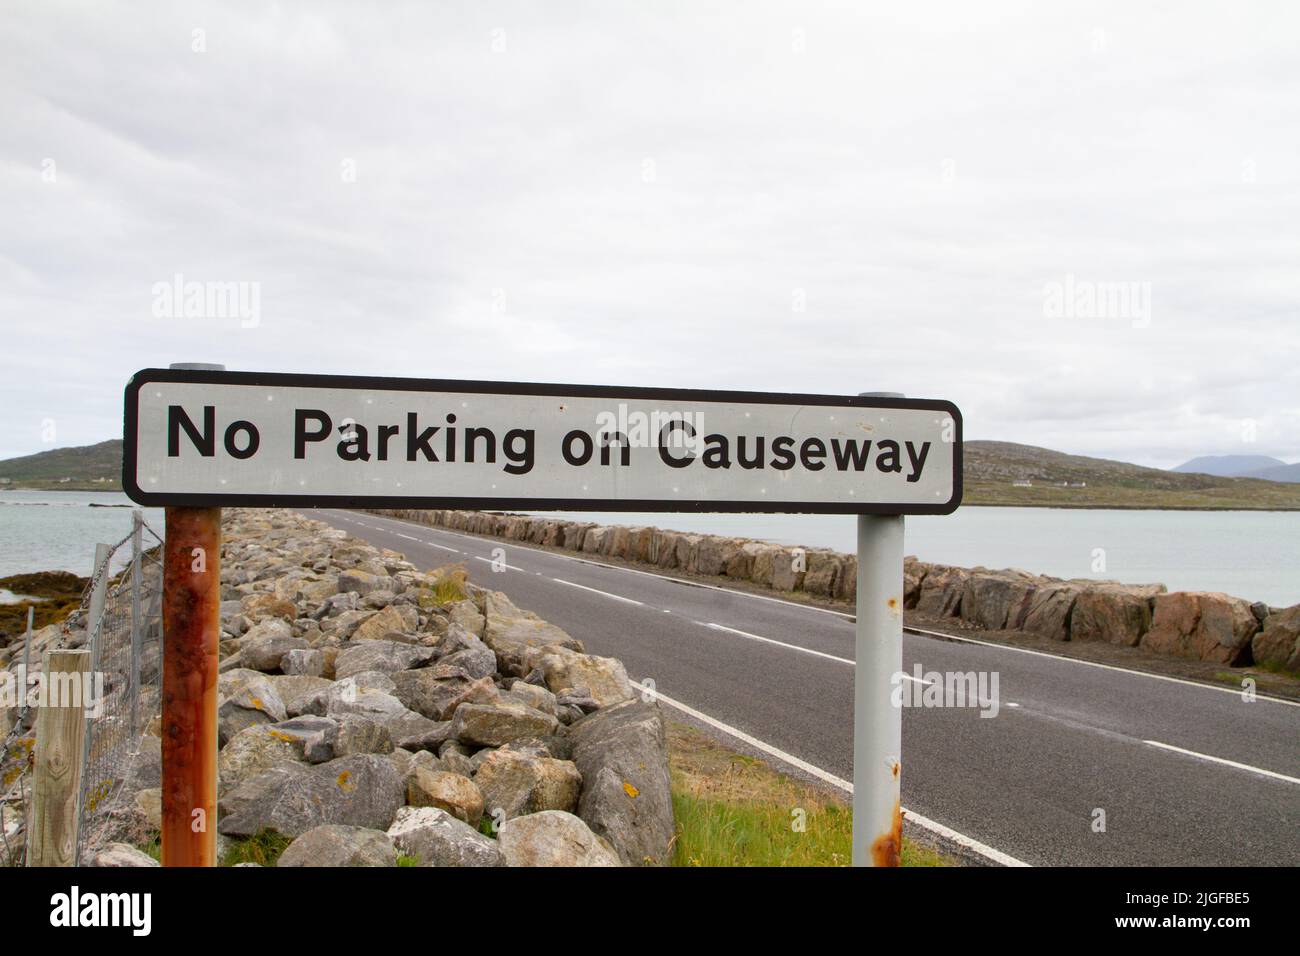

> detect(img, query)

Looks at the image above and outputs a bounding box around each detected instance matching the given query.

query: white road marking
[1142,740,1300,785]
[552,578,645,606]
[701,622,933,683]
[472,555,523,572]
[427,542,460,553]
[640,683,1029,867]
[702,622,853,667]
[395,533,418,541]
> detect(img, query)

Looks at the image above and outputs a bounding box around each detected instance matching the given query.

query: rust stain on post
[871,799,904,867]
[162,506,220,867]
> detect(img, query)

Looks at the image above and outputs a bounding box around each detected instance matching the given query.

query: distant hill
[3,437,1299,509]
[1171,454,1287,477]
[0,439,123,490]
[1242,462,1300,484]
[964,441,1300,510]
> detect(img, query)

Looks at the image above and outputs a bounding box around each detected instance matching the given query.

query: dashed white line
[640,683,1028,867]
[427,542,460,553]
[700,622,931,684]
[703,622,854,667]
[1142,740,1300,786]
[472,555,525,572]
[552,578,645,606]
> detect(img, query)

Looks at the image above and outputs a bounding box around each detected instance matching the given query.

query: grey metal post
[129,509,144,740]
[852,392,906,867]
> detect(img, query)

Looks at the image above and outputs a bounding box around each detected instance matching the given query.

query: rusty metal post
[162,506,221,866]
[158,360,225,867]
[852,392,906,867]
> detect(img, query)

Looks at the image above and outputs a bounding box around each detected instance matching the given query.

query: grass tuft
[220,828,293,867]
[667,722,953,867]
[428,565,469,607]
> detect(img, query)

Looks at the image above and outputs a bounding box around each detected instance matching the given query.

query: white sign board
[124,369,962,514]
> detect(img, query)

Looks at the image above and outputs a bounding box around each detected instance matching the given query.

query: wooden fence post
[27,649,92,866]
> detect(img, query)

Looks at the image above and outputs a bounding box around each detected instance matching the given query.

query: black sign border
[123,368,963,515]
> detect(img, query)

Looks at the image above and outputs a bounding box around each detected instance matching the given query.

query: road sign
[123,368,962,514]
[128,364,964,869]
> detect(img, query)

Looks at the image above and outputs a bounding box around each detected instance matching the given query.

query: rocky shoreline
[367,509,1300,675]
[2,509,676,867]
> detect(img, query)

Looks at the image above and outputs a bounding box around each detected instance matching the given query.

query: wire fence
[0,510,165,866]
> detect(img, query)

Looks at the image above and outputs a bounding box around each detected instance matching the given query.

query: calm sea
[0,491,165,585]
[0,492,1295,608]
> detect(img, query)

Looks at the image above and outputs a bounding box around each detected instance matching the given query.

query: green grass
[395,854,419,867]
[428,566,469,606]
[220,828,293,867]
[667,722,954,867]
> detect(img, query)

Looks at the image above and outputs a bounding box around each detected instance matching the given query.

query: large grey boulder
[451,701,559,747]
[566,700,674,866]
[497,811,620,867]
[386,807,503,867]
[960,569,1040,631]
[1071,583,1163,646]
[439,642,497,680]
[407,768,485,825]
[333,714,394,757]
[1253,604,1300,673]
[1142,591,1259,664]
[334,640,437,680]
[218,668,288,745]
[914,566,968,617]
[528,647,634,708]
[218,754,405,838]
[218,724,309,791]
[338,568,390,597]
[382,709,453,752]
[90,843,160,867]
[271,675,335,717]
[278,825,397,867]
[281,648,325,677]
[473,749,581,820]
[390,668,472,720]
[482,591,584,675]
[1011,581,1081,640]
[241,619,310,672]
[267,715,338,762]
[324,679,408,720]
[351,604,420,643]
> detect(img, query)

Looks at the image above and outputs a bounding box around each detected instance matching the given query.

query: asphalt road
[307,508,1300,866]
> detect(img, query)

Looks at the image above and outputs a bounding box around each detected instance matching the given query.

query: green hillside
[0,439,123,490]
[965,440,1300,509]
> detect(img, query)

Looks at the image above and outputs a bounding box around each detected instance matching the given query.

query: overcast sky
[2,1,1297,468]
